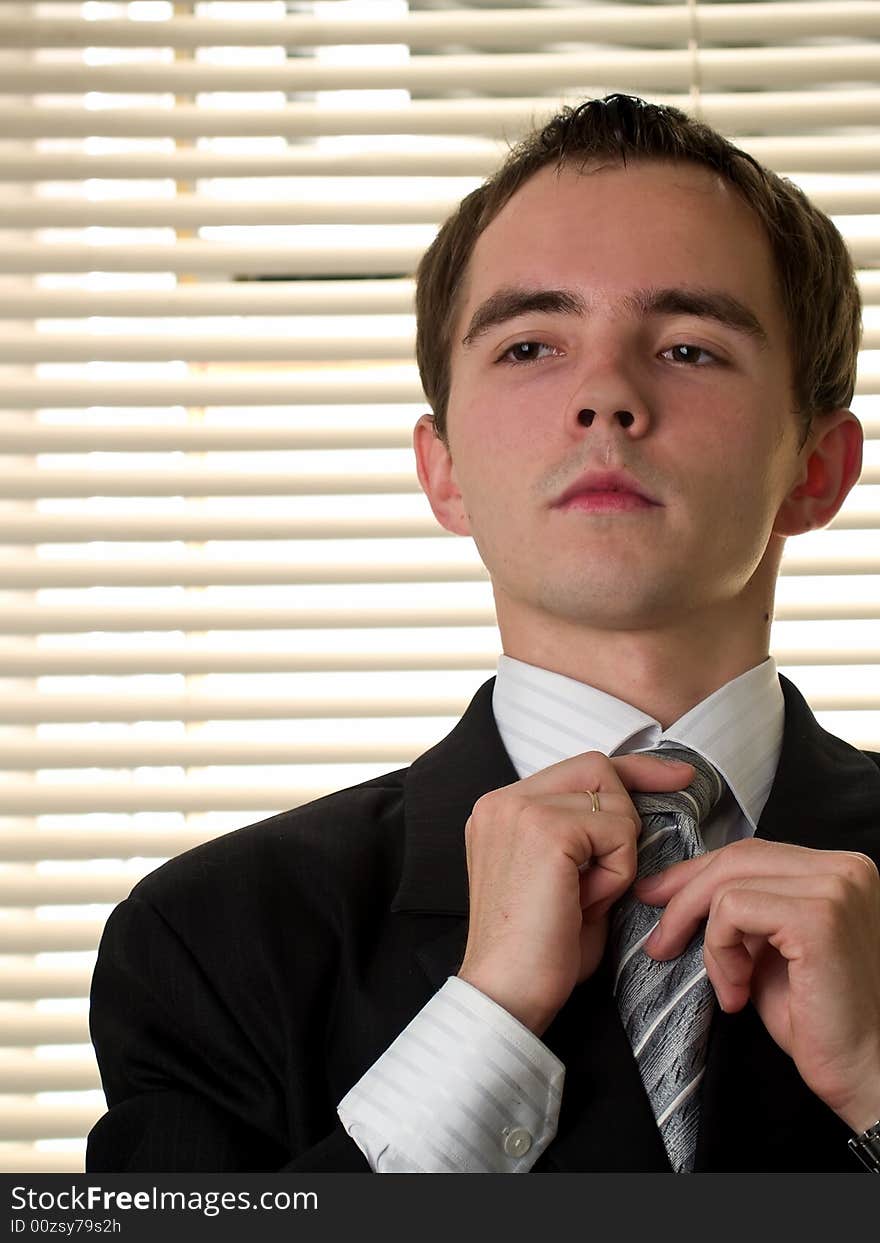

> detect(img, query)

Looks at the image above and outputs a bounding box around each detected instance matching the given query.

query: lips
[554,469,660,507]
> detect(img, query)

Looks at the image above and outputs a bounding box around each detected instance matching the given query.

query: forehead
[455,159,784,340]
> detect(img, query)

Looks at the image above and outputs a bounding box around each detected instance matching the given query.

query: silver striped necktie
[609,744,726,1173]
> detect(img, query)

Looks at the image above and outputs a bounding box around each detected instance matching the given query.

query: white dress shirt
[338,655,785,1171]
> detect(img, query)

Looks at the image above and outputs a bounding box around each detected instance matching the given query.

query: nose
[577,409,636,429]
[564,352,652,439]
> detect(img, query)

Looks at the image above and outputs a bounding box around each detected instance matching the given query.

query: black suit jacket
[86,674,880,1172]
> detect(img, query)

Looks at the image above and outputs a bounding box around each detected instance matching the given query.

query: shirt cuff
[337,975,564,1172]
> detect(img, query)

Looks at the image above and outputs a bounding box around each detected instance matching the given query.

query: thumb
[610,753,695,794]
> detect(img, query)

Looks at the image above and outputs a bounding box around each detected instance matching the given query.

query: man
[87,94,880,1174]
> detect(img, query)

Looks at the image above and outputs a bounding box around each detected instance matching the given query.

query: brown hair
[415,94,861,448]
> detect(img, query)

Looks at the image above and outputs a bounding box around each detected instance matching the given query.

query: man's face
[429,159,811,639]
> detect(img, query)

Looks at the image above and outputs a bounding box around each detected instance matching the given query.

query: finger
[702,931,755,1014]
[636,837,848,911]
[561,808,644,896]
[518,750,695,800]
[574,817,646,909]
[649,872,846,961]
[701,888,811,1013]
[541,790,641,824]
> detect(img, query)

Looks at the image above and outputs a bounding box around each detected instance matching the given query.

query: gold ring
[587,789,600,814]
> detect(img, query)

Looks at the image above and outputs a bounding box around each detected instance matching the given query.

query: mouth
[554,470,661,510]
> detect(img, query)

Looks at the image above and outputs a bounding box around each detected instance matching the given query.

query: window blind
[0,0,878,1172]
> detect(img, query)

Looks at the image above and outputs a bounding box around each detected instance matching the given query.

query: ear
[773,409,863,536]
[413,413,472,536]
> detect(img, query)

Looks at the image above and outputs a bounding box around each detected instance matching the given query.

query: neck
[496,589,775,731]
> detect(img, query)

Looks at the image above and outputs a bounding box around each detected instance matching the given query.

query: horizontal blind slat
[0,920,108,955]
[0,240,424,275]
[0,645,499,677]
[0,280,417,317]
[3,5,877,49]
[0,425,417,452]
[0,330,419,364]
[0,871,152,906]
[3,47,880,96]
[0,739,427,770]
[0,689,477,718]
[0,1148,85,1174]
[0,1098,100,1138]
[0,559,488,588]
[0,467,424,499]
[0,514,445,542]
[0,199,452,228]
[0,1054,99,1091]
[0,373,426,406]
[0,1011,90,1047]
[0,783,328,814]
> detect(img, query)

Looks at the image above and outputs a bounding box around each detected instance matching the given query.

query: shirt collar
[492,654,785,833]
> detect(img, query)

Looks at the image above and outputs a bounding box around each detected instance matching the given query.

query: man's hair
[415,93,861,447]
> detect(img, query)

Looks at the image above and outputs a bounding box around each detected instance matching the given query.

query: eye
[661,343,717,366]
[498,340,560,365]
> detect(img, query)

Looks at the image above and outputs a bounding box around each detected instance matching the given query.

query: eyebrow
[460,285,769,349]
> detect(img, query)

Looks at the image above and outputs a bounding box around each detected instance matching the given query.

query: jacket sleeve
[86,893,370,1173]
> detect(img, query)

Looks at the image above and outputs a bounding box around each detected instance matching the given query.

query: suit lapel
[751,674,880,859]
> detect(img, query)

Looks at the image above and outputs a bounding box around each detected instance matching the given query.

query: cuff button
[502,1127,533,1158]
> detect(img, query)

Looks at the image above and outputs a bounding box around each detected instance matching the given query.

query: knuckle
[710,882,740,918]
[470,787,509,821]
[841,850,879,887]
[469,791,492,820]
[725,837,755,859]
[825,873,850,906]
[709,887,730,918]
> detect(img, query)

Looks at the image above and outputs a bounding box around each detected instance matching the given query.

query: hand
[635,838,880,1131]
[457,752,695,1037]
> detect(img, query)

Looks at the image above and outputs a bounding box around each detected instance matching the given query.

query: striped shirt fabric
[337,655,785,1172]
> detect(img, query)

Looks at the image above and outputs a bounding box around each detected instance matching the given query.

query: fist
[457,751,695,1035]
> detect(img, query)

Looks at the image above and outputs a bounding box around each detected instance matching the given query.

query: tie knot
[632,744,726,828]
